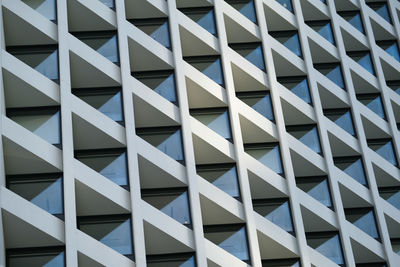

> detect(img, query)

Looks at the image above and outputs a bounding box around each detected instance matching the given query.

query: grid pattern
[0,0,400,266]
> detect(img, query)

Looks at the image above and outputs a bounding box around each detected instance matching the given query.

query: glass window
[72,87,124,124]
[324,108,356,136]
[269,31,302,58]
[229,43,265,71]
[129,18,171,49]
[236,91,275,121]
[99,0,114,9]
[190,108,232,140]
[244,143,284,175]
[391,238,400,256]
[75,148,129,187]
[386,80,400,95]
[356,263,387,267]
[306,232,345,266]
[7,246,65,267]
[142,188,192,227]
[347,51,375,75]
[7,106,61,147]
[356,93,386,120]
[345,208,380,240]
[296,176,333,209]
[77,215,133,258]
[367,2,392,24]
[334,156,368,186]
[276,0,293,13]
[184,56,225,86]
[204,224,250,262]
[7,45,59,82]
[72,31,119,65]
[314,63,345,90]
[286,124,322,154]
[133,70,178,105]
[367,139,398,166]
[377,40,400,62]
[7,173,63,218]
[225,0,257,23]
[22,0,57,22]
[179,7,217,36]
[136,127,185,164]
[253,198,294,234]
[261,258,301,267]
[306,20,335,45]
[278,76,312,105]
[379,186,400,211]
[147,252,196,267]
[338,11,365,34]
[196,163,241,200]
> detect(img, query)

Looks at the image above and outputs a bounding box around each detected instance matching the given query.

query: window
[344,208,380,240]
[225,0,257,24]
[203,224,250,263]
[22,0,57,22]
[236,91,275,121]
[276,0,293,13]
[7,44,59,82]
[356,93,386,120]
[129,18,171,49]
[253,198,294,234]
[184,56,225,87]
[377,40,400,62]
[296,176,333,209]
[324,108,356,136]
[261,258,301,267]
[7,106,61,147]
[379,186,400,210]
[141,187,192,227]
[72,87,124,124]
[306,232,345,266]
[229,42,265,71]
[75,148,129,188]
[190,108,232,141]
[314,63,345,90]
[391,238,400,256]
[386,80,400,95]
[7,246,65,267]
[306,20,335,45]
[347,51,375,75]
[147,252,196,267]
[356,263,387,267]
[71,31,119,65]
[367,139,398,166]
[286,124,322,154]
[179,7,217,36]
[366,2,392,24]
[77,214,134,259]
[7,173,64,219]
[269,30,302,58]
[334,156,368,186]
[133,70,178,105]
[136,126,185,164]
[99,0,114,9]
[338,11,365,34]
[277,76,312,105]
[244,143,284,175]
[196,163,241,200]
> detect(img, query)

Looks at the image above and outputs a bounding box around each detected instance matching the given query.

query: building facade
[0,0,400,266]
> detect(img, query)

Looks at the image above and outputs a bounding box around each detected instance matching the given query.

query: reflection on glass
[236,91,275,121]
[180,7,217,36]
[134,70,177,104]
[142,189,191,226]
[99,0,114,9]
[286,125,322,154]
[184,56,224,86]
[226,0,257,23]
[137,127,185,163]
[315,63,345,89]
[7,107,61,146]
[73,87,124,123]
[307,20,335,45]
[368,2,391,24]
[191,109,232,140]
[306,233,344,266]
[348,51,375,75]
[230,43,265,70]
[334,156,367,186]
[253,198,294,233]
[78,215,133,256]
[368,139,398,166]
[324,108,355,136]
[345,208,380,239]
[75,149,129,187]
[74,32,119,64]
[357,93,386,120]
[378,41,400,62]
[245,143,284,175]
[270,31,302,58]
[147,253,196,267]
[8,248,65,267]
[278,76,312,104]
[130,18,171,49]
[379,187,400,211]
[22,0,57,21]
[197,164,241,199]
[261,258,301,267]
[7,173,63,217]
[276,0,293,12]
[339,11,364,34]
[296,176,333,209]
[204,225,250,262]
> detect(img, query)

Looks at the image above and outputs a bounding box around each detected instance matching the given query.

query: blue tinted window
[368,2,392,24]
[181,7,217,36]
[348,51,375,75]
[324,108,356,136]
[270,31,302,58]
[307,20,335,45]
[307,233,345,265]
[378,41,400,62]
[287,125,322,154]
[191,109,232,140]
[130,18,171,49]
[185,56,225,86]
[236,91,275,121]
[253,199,294,233]
[245,143,284,175]
[8,248,65,267]
[134,70,177,104]
[357,93,386,120]
[334,157,367,186]
[226,0,257,23]
[99,0,114,9]
[75,32,119,64]
[345,208,380,239]
[380,187,400,211]
[278,77,312,104]
[230,43,265,71]
[276,0,293,12]
[368,139,398,166]
[339,11,364,34]
[297,177,333,208]
[315,63,345,89]
[22,0,57,21]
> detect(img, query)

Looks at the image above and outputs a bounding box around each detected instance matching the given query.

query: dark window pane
[387,80,400,95]
[334,157,367,186]
[314,63,345,90]
[345,208,380,239]
[184,56,224,86]
[276,0,293,12]
[253,199,294,233]
[22,0,57,21]
[307,20,335,45]
[147,253,196,267]
[191,109,232,140]
[368,139,398,166]
[306,233,345,265]
[73,32,119,64]
[226,0,257,23]
[324,108,356,136]
[270,31,302,58]
[278,76,312,104]
[339,11,364,34]
[8,248,65,267]
[296,176,333,209]
[367,2,392,24]
[378,41,400,62]
[261,258,301,267]
[236,91,275,121]
[286,125,322,154]
[180,7,217,36]
[348,51,375,75]
[244,143,284,175]
[130,18,171,49]
[357,93,386,120]
[229,43,265,71]
[379,187,400,210]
